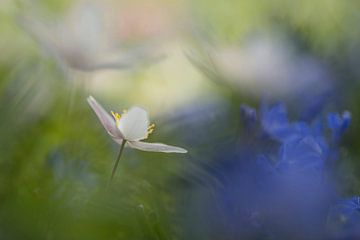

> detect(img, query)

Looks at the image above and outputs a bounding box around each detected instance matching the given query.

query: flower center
[111,110,155,139]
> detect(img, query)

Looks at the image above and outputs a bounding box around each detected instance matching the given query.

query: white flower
[87,96,187,153]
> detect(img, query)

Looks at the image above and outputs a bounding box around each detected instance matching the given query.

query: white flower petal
[128,141,187,153]
[87,96,123,139]
[118,106,149,141]
[113,138,124,145]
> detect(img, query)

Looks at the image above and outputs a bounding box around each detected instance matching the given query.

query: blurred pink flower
[22,1,162,72]
[111,1,177,43]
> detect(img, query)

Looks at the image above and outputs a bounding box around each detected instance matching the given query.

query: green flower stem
[109,140,127,184]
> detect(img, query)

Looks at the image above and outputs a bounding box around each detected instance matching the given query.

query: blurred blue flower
[180,102,353,239]
[327,196,360,238]
[277,135,327,174]
[47,150,97,187]
[327,111,351,143]
[260,102,295,141]
[260,102,328,144]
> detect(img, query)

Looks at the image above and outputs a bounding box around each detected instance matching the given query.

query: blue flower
[337,197,360,218]
[260,103,317,143]
[260,103,330,166]
[260,103,291,141]
[327,111,351,143]
[178,101,352,239]
[277,135,327,174]
[327,196,360,238]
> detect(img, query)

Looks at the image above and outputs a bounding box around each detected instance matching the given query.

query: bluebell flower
[260,102,290,141]
[177,102,353,239]
[327,196,360,238]
[277,135,327,174]
[260,102,314,142]
[327,111,351,143]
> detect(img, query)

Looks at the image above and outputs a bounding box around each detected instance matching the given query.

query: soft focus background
[1,0,360,239]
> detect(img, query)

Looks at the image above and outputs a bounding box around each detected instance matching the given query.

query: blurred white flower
[211,38,292,93]
[22,1,161,72]
[87,96,187,153]
[201,36,333,97]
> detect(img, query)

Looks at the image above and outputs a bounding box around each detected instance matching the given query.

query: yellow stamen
[111,111,121,125]
[145,123,156,139]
